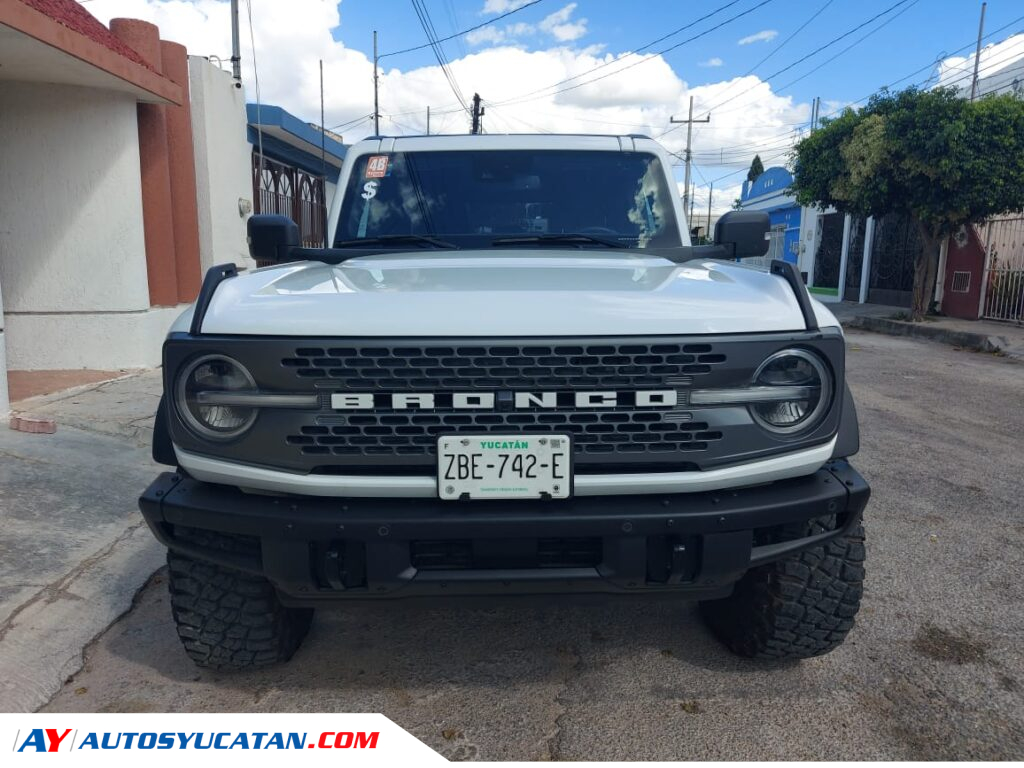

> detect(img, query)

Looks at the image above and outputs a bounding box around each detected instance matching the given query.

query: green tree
[791,87,1024,320]
[747,154,764,183]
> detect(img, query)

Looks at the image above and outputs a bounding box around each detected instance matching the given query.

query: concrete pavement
[38,332,1024,759]
[830,300,1024,361]
[0,371,164,712]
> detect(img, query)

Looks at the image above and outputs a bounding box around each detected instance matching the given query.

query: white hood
[187,252,839,337]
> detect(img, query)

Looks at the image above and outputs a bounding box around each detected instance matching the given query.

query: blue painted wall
[740,166,800,264]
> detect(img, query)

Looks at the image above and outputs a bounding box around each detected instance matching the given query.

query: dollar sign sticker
[361,180,378,200]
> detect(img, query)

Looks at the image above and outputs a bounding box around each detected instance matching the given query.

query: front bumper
[139,461,869,604]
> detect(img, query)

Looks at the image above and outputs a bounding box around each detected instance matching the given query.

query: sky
[81,0,1024,218]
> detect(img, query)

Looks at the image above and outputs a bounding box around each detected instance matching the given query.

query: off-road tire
[167,538,313,670]
[700,518,865,660]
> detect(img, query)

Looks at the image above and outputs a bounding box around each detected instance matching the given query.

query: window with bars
[252,154,327,255]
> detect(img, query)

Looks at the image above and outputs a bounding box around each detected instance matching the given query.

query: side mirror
[247,214,300,263]
[714,210,770,258]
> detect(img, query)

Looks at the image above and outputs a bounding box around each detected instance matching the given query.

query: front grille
[164,332,846,474]
[281,342,727,389]
[410,537,603,570]
[287,411,722,457]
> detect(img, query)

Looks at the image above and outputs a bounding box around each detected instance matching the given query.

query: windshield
[335,149,682,249]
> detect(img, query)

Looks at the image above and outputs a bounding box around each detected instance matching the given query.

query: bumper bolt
[622,521,633,533]
[378,525,390,537]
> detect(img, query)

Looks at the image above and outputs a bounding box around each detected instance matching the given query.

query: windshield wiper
[334,234,459,249]
[491,233,629,249]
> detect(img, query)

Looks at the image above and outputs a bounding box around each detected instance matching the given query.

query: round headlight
[175,355,258,440]
[749,349,832,435]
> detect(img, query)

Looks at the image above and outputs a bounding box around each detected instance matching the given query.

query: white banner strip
[3,713,444,765]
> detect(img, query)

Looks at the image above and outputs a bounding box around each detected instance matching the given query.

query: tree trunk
[912,222,941,322]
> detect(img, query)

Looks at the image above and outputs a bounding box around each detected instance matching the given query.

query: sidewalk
[0,371,164,712]
[830,301,1024,361]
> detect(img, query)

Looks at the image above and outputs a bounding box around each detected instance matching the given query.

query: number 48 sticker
[365,155,390,178]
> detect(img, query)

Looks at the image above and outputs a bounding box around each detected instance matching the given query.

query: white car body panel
[194,255,836,337]
[175,437,837,498]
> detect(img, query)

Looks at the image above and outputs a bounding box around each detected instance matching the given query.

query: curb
[842,315,1011,355]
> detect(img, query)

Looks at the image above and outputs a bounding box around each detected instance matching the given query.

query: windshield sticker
[365,155,391,179]
[360,180,379,200]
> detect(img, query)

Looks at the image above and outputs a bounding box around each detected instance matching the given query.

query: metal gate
[252,154,327,248]
[813,212,845,289]
[980,214,1024,323]
[867,212,919,307]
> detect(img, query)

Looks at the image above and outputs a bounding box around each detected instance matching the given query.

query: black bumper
[139,461,869,603]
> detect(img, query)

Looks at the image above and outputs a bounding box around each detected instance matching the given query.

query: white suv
[139,133,869,669]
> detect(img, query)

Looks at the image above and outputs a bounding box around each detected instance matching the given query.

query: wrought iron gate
[980,214,1024,323]
[252,154,327,248]
[813,212,845,289]
[866,213,920,307]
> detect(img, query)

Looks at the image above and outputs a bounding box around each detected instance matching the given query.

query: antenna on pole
[970,2,987,101]
[426,106,431,135]
[373,30,380,134]
[670,96,710,220]
[229,0,241,81]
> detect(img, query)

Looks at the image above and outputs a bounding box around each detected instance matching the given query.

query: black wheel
[700,518,865,660]
[166,533,313,670]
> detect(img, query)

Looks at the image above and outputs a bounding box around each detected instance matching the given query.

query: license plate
[438,434,571,500]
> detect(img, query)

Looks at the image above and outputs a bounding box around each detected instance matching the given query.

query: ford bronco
[139,133,868,669]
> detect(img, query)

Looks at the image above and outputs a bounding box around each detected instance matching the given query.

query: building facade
[0,0,310,414]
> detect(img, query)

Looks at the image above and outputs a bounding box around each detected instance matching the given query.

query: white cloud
[81,0,810,183]
[539,3,587,42]
[738,29,778,45]
[482,0,532,14]
[466,26,506,46]
[699,57,724,68]
[936,33,1024,96]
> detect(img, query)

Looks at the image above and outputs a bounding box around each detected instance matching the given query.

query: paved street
[37,331,1024,760]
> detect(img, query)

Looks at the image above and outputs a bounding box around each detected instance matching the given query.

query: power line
[709,0,923,120]
[409,0,470,116]
[696,30,1024,186]
[660,0,916,139]
[489,0,777,109]
[485,0,747,107]
[382,0,543,58]
[706,0,836,111]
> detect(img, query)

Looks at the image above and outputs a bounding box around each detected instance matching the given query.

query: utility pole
[970,2,987,101]
[706,181,714,245]
[229,0,241,81]
[670,96,710,218]
[426,106,430,135]
[372,30,380,135]
[471,93,485,134]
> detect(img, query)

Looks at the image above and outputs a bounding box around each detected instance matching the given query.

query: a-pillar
[110,18,178,306]
[160,40,203,302]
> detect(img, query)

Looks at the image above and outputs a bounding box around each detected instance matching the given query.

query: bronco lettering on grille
[330,390,678,410]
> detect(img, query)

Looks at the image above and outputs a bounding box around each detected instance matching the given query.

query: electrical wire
[382,0,543,58]
[410,0,470,117]
[708,0,923,121]
[707,0,836,111]
[484,0,747,108]
[659,0,916,139]
[490,0,777,109]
